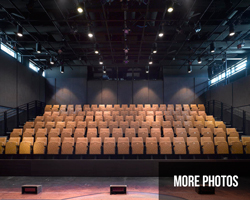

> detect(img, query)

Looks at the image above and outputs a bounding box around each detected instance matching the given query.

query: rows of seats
[2,104,249,155]
[2,134,249,155]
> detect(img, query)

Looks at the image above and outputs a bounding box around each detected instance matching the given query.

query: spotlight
[146,66,149,73]
[188,65,192,73]
[149,57,153,65]
[152,43,157,54]
[103,66,106,74]
[50,57,54,65]
[60,65,64,73]
[88,27,94,38]
[123,45,129,53]
[210,42,215,53]
[198,57,202,64]
[36,43,41,53]
[158,26,164,37]
[77,2,84,13]
[17,25,23,37]
[167,3,174,13]
[229,24,235,36]
[123,28,130,35]
[99,57,103,65]
[95,44,99,54]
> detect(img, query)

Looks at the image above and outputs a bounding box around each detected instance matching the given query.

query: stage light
[60,65,64,73]
[103,66,106,74]
[95,44,99,54]
[210,42,215,53]
[149,57,153,65]
[77,3,84,13]
[229,24,235,36]
[123,45,129,53]
[36,43,41,53]
[168,3,174,13]
[158,26,164,37]
[88,27,94,38]
[99,57,103,65]
[50,57,54,65]
[17,25,23,37]
[198,57,202,64]
[146,66,149,73]
[188,65,192,73]
[152,43,157,54]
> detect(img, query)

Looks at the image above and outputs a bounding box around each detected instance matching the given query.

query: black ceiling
[0,0,250,71]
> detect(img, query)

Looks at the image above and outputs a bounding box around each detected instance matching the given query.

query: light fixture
[103,66,106,74]
[36,42,41,53]
[152,43,157,54]
[210,42,215,53]
[167,2,174,13]
[77,2,84,13]
[124,55,129,64]
[123,45,129,53]
[229,24,235,36]
[88,27,94,38]
[50,57,54,65]
[146,66,149,73]
[99,57,103,65]
[60,65,64,73]
[188,65,192,73]
[195,23,201,33]
[123,27,130,35]
[198,57,202,64]
[94,44,99,54]
[158,25,164,37]
[149,56,153,65]
[17,25,23,37]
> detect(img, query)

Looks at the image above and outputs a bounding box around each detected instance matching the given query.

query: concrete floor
[0,177,249,200]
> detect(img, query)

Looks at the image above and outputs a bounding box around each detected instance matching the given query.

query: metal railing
[0,100,45,136]
[206,100,250,135]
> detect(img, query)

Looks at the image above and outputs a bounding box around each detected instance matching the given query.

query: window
[210,58,247,86]
[29,61,39,72]
[0,43,16,58]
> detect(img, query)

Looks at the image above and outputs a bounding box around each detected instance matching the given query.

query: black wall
[0,50,45,108]
[45,66,208,105]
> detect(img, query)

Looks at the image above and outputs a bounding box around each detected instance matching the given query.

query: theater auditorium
[0,0,250,199]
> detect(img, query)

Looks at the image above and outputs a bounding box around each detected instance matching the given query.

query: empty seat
[45,121,55,133]
[151,121,161,129]
[99,128,110,142]
[89,137,102,154]
[130,121,139,133]
[119,121,129,133]
[77,121,87,129]
[87,128,97,143]
[22,137,34,146]
[201,128,213,140]
[173,121,183,131]
[36,128,47,138]
[189,128,200,141]
[88,121,97,128]
[163,128,174,142]
[141,121,151,133]
[175,128,187,142]
[159,137,172,154]
[117,137,129,154]
[173,137,186,154]
[33,137,47,154]
[61,137,74,154]
[132,137,144,154]
[74,128,85,141]
[121,111,129,118]
[48,128,60,142]
[95,116,103,124]
[115,115,124,123]
[103,137,116,154]
[228,137,243,154]
[0,137,7,154]
[201,137,214,154]
[226,128,239,138]
[47,137,61,154]
[135,115,143,127]
[146,137,158,154]
[214,137,229,154]
[125,128,136,143]
[187,137,200,154]
[146,116,154,126]
[61,128,73,143]
[56,121,65,133]
[215,121,226,132]
[205,121,215,133]
[19,141,32,154]
[151,128,161,142]
[23,122,34,132]
[75,116,84,124]
[242,136,250,154]
[98,121,108,134]
[75,137,88,154]
[34,116,44,125]
[66,121,76,132]
[193,121,204,132]
[112,128,123,142]
[214,128,226,139]
[162,121,172,129]
[138,128,149,143]
[125,116,134,123]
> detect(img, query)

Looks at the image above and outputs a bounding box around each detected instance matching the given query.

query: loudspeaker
[110,185,127,195]
[22,185,42,194]
[195,185,215,194]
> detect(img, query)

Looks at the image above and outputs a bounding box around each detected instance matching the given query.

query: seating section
[1,103,248,156]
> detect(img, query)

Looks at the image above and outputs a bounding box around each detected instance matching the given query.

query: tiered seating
[1,103,249,156]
